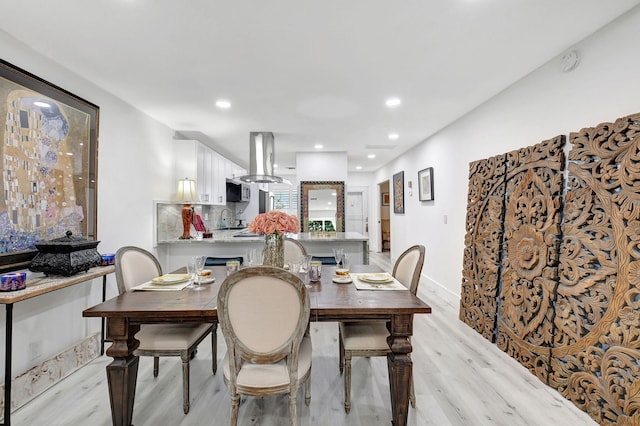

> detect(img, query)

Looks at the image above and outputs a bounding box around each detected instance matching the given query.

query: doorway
[346,186,368,235]
[379,181,390,252]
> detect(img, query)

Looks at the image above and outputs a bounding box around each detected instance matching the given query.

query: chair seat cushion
[136,323,212,351]
[223,335,312,389]
[340,322,390,351]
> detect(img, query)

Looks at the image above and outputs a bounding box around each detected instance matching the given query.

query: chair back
[392,245,425,295]
[218,265,310,370]
[205,256,244,266]
[115,246,163,294]
[284,237,307,265]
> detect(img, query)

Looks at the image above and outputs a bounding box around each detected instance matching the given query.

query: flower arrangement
[248,211,300,236]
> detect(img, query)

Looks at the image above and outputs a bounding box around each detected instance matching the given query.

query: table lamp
[175,178,199,239]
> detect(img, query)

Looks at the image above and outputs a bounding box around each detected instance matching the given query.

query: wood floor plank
[9,252,596,425]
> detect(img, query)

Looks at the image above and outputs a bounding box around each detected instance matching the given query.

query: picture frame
[381,192,390,206]
[393,171,405,214]
[418,167,434,201]
[0,60,99,272]
[299,181,345,232]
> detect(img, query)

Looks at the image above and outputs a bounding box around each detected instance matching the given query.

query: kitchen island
[155,230,369,272]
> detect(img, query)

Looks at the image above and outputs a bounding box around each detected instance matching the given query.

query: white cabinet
[173,140,226,205]
[173,140,250,206]
[223,158,246,180]
[211,150,227,205]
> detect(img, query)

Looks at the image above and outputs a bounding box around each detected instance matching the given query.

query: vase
[263,233,284,268]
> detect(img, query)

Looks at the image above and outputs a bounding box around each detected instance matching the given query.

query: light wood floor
[10,252,596,425]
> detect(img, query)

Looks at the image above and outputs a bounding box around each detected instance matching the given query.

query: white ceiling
[2,1,639,175]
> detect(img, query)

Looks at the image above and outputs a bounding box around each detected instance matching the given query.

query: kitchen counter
[156,231,369,271]
[157,230,369,243]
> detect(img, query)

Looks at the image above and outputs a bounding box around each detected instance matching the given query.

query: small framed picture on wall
[381,192,390,206]
[418,167,434,201]
[393,171,405,214]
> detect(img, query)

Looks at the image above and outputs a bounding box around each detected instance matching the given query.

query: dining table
[83,264,432,426]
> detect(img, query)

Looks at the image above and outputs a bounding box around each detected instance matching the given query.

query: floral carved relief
[459,113,640,425]
[459,154,506,341]
[548,113,640,425]
[497,136,565,381]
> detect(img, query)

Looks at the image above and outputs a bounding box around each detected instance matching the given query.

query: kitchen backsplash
[156,202,251,242]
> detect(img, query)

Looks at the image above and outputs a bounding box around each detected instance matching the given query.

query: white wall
[0,30,176,376]
[371,7,640,297]
[296,152,348,182]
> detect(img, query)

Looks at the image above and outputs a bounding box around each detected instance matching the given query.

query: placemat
[132,280,192,291]
[351,274,408,291]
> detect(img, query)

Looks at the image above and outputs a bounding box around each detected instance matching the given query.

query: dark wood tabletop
[84,264,431,321]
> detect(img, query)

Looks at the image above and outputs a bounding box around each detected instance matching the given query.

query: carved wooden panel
[496,136,565,381]
[549,113,640,425]
[459,154,506,341]
[459,112,640,425]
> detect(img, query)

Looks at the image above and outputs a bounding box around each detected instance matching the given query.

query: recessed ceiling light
[215,100,231,109]
[368,154,376,159]
[388,133,399,140]
[385,97,401,108]
[356,165,362,170]
[314,144,323,149]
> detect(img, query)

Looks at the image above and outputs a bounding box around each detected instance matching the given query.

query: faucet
[219,208,234,229]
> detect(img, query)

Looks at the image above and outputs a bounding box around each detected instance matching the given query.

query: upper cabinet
[226,161,246,180]
[173,140,246,206]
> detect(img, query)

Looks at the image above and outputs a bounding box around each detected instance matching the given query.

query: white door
[346,190,366,234]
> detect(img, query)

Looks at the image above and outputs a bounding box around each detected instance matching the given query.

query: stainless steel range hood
[238,132,289,184]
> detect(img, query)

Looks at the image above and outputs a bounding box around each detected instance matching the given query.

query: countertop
[157,230,368,244]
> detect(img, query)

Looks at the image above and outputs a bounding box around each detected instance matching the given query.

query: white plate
[358,273,394,284]
[332,276,353,284]
[151,274,190,285]
[198,277,215,284]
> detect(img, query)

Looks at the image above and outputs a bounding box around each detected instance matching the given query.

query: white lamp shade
[175,178,199,202]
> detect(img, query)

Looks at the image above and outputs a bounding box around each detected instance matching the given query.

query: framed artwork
[381,192,390,206]
[299,181,345,232]
[418,167,434,201]
[0,60,99,272]
[393,171,404,214]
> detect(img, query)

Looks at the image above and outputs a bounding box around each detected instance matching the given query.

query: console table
[0,265,115,426]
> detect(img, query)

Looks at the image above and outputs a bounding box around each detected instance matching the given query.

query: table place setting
[332,266,353,284]
[351,273,408,291]
[132,274,193,291]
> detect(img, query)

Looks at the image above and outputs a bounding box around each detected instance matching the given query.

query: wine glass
[185,258,197,289]
[333,248,344,268]
[300,255,312,274]
[341,253,350,272]
[192,255,206,291]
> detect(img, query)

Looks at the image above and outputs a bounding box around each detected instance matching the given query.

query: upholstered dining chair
[114,246,216,414]
[217,265,312,426]
[284,237,307,266]
[338,244,425,414]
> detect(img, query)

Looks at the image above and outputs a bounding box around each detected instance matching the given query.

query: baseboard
[0,332,100,417]
[418,273,462,308]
